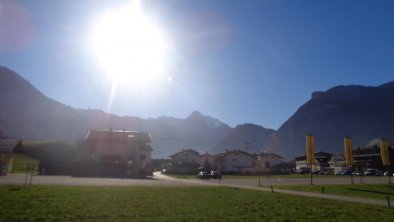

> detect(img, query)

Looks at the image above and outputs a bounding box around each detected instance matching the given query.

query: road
[0,172,209,187]
[0,172,390,187]
[200,175,391,187]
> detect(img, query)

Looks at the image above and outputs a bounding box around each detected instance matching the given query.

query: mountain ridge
[0,66,272,158]
[2,65,394,159]
[270,82,394,158]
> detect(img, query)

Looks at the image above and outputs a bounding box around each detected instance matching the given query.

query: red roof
[86,130,151,143]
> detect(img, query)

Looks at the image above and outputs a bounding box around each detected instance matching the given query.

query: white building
[328,153,347,173]
[221,150,254,173]
[295,151,332,172]
[169,149,200,165]
[255,152,283,172]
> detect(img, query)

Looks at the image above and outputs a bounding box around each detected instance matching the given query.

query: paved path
[1,173,391,207]
[216,183,390,207]
[158,174,392,208]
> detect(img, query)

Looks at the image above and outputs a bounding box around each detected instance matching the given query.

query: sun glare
[90,0,169,87]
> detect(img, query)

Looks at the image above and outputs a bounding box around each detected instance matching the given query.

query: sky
[1,0,394,130]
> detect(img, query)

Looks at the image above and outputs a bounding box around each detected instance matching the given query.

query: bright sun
[90,0,168,87]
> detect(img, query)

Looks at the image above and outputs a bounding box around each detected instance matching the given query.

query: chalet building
[353,145,393,170]
[0,136,23,176]
[169,149,200,174]
[75,130,153,178]
[170,149,200,164]
[255,152,284,173]
[295,151,332,172]
[220,150,255,173]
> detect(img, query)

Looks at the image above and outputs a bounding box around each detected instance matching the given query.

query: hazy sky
[1,0,394,129]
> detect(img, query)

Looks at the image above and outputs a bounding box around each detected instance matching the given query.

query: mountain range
[1,65,394,159]
[270,82,394,158]
[0,66,273,158]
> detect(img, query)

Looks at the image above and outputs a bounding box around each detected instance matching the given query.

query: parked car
[209,171,222,179]
[352,171,362,176]
[196,171,209,179]
[335,170,349,175]
[335,171,343,175]
[322,168,335,175]
[384,170,393,176]
[364,168,378,176]
[376,170,384,176]
[294,168,309,174]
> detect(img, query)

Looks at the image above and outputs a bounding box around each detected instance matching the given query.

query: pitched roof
[200,153,213,157]
[86,130,151,143]
[169,149,200,158]
[258,152,283,159]
[295,151,332,161]
[0,137,22,153]
[223,149,253,157]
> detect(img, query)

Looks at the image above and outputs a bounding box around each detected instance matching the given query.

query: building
[220,150,255,173]
[170,149,200,165]
[0,136,23,176]
[353,145,393,170]
[75,129,153,178]
[255,151,284,173]
[167,148,286,175]
[328,153,347,173]
[295,151,332,172]
[169,149,200,174]
[200,152,215,170]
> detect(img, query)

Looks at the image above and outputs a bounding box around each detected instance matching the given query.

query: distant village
[159,144,393,176]
[1,129,393,177]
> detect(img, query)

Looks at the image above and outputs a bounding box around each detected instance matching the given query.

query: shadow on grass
[383,184,394,190]
[348,188,394,195]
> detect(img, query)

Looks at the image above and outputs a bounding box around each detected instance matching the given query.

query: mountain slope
[212,123,275,154]
[270,83,394,159]
[0,66,232,158]
[0,66,87,142]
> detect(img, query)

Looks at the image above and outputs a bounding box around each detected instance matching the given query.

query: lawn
[1,185,393,222]
[276,184,394,200]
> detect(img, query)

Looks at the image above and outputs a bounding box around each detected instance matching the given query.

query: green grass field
[276,184,394,200]
[11,154,39,174]
[1,185,393,222]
